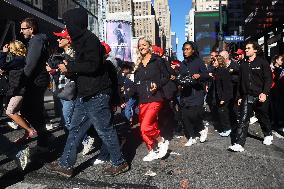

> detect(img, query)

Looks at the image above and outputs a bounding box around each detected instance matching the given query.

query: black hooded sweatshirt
[63,8,111,98]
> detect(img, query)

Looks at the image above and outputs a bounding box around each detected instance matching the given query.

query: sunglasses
[20,27,31,31]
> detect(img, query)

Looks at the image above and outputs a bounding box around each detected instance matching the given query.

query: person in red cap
[235,48,245,65]
[46,28,75,133]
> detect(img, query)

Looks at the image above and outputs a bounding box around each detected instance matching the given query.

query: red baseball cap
[101,41,111,55]
[152,45,160,54]
[171,60,181,69]
[53,29,71,40]
[235,49,244,55]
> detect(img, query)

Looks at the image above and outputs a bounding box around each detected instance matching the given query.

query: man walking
[229,41,273,152]
[45,8,128,177]
[19,17,50,150]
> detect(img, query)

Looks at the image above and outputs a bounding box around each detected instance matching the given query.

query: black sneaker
[103,162,129,176]
[45,161,73,178]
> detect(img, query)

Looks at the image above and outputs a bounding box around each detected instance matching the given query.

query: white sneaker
[7,121,18,130]
[228,143,244,152]
[184,138,197,147]
[82,137,94,155]
[93,159,106,165]
[157,138,169,158]
[219,129,231,137]
[15,147,30,170]
[263,135,273,145]
[199,127,208,143]
[143,150,159,162]
[249,116,258,124]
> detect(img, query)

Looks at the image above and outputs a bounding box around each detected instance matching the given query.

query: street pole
[219,0,223,51]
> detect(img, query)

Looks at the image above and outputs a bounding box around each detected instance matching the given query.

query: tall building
[98,0,107,40]
[193,0,227,12]
[244,0,284,57]
[227,0,244,35]
[185,0,228,57]
[154,0,171,55]
[171,31,177,59]
[133,0,159,45]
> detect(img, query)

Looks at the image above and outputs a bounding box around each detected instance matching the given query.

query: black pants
[158,99,177,140]
[217,102,231,132]
[21,84,49,147]
[231,96,272,146]
[181,105,204,139]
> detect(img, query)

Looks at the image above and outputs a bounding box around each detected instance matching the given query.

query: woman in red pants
[131,36,170,162]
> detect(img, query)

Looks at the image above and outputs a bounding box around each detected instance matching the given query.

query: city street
[0,93,283,189]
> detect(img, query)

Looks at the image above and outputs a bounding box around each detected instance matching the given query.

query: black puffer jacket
[133,54,169,104]
[63,8,111,98]
[0,52,26,96]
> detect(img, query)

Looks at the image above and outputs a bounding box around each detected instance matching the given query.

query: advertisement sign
[194,12,219,58]
[106,20,132,62]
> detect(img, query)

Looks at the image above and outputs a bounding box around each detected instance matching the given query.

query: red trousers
[139,101,162,150]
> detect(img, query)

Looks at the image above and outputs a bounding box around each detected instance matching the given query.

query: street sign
[224,35,244,42]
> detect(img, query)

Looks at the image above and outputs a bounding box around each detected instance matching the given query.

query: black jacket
[207,67,233,105]
[25,34,50,88]
[179,56,209,107]
[239,56,272,97]
[63,8,111,98]
[227,60,239,85]
[133,54,169,104]
[0,52,26,96]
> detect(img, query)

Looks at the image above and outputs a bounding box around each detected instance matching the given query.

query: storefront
[0,0,64,48]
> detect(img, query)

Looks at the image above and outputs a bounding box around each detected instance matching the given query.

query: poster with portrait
[106,20,132,62]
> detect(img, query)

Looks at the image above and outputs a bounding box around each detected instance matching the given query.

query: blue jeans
[124,98,137,121]
[60,99,75,129]
[58,94,125,168]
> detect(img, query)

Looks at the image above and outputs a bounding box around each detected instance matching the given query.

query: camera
[47,53,74,69]
[176,72,194,86]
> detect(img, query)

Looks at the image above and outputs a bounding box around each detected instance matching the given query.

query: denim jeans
[124,98,137,121]
[58,93,125,168]
[60,99,75,130]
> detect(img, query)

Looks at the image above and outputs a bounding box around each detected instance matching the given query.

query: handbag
[56,81,76,101]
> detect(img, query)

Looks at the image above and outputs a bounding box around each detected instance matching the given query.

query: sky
[168,0,192,60]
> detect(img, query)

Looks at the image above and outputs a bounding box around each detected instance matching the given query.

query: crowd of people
[0,7,283,178]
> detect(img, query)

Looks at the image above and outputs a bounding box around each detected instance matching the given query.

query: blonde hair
[9,40,27,57]
[215,55,226,67]
[133,36,153,72]
[203,56,211,68]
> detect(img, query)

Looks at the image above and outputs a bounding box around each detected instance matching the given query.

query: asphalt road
[0,93,283,189]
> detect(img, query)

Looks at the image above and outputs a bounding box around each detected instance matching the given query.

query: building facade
[133,0,159,46]
[154,0,171,55]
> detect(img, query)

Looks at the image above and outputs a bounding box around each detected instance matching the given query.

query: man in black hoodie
[45,8,128,177]
[229,41,273,152]
[19,17,50,149]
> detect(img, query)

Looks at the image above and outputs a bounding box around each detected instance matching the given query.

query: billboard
[194,12,219,58]
[106,20,132,62]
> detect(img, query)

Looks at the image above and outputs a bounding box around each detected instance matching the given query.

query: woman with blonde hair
[0,40,37,143]
[207,55,233,136]
[130,36,170,161]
